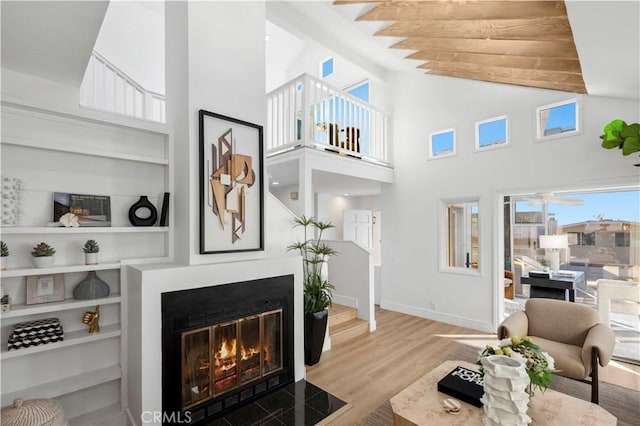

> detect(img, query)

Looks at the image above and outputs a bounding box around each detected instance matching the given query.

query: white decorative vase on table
[480,355,531,426]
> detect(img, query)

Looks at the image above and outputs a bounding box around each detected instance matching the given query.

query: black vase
[304,309,329,366]
[128,196,158,226]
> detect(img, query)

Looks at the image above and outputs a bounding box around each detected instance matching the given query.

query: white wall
[270,184,300,215]
[381,72,640,333]
[94,1,165,94]
[165,1,267,265]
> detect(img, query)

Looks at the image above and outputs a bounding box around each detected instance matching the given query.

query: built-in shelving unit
[1,324,122,360]
[0,98,172,423]
[0,262,121,278]
[1,227,169,235]
[2,364,121,403]
[0,294,121,319]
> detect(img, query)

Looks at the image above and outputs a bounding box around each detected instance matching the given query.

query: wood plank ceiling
[333,0,587,93]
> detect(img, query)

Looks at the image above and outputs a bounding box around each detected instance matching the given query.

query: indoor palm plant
[287,215,336,365]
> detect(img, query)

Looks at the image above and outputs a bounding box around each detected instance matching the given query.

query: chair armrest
[497,311,528,339]
[582,323,616,368]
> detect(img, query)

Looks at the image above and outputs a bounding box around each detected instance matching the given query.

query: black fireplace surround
[161,275,295,425]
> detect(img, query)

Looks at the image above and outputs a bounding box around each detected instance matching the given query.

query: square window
[429,128,456,159]
[321,57,334,79]
[476,115,508,151]
[536,99,579,140]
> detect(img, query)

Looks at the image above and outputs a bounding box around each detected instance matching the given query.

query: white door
[343,209,373,248]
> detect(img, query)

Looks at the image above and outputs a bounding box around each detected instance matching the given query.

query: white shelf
[1,262,121,278]
[1,294,121,319]
[2,136,169,165]
[68,403,124,426]
[1,324,121,360]
[1,365,121,404]
[1,226,169,234]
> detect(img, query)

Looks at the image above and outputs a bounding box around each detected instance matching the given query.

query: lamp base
[546,250,560,271]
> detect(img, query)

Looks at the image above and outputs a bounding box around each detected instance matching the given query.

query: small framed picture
[26,274,65,305]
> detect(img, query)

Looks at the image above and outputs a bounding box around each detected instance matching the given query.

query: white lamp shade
[539,234,569,249]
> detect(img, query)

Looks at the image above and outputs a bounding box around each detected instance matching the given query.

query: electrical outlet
[430,302,437,311]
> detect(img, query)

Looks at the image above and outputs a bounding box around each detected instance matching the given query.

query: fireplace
[161,275,294,424]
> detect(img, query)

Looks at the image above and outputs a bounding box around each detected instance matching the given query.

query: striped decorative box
[8,318,64,351]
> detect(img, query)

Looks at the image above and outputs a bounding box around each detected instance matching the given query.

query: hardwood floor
[306,306,640,425]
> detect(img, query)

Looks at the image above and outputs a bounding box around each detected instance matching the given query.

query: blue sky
[548,190,640,225]
[544,102,576,131]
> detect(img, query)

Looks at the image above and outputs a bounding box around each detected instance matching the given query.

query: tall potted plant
[287,216,336,365]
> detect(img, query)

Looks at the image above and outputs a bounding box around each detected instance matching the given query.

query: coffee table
[390,360,616,426]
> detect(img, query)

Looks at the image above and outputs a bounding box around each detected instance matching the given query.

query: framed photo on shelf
[26,274,65,305]
[199,110,264,254]
[53,192,111,227]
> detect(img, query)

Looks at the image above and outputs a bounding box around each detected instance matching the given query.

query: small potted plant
[83,239,100,265]
[1,241,9,271]
[31,242,56,268]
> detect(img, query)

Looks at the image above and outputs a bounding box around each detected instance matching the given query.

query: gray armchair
[498,298,615,403]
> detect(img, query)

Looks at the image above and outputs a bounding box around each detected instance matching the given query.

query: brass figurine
[82,305,100,333]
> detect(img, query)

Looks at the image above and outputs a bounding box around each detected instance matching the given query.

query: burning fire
[214,337,237,372]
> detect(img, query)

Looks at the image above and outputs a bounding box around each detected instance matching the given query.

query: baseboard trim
[332,294,358,309]
[380,300,494,333]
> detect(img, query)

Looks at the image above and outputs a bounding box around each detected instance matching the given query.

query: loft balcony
[266,74,392,168]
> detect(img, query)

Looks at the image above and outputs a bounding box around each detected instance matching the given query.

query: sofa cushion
[532,336,587,379]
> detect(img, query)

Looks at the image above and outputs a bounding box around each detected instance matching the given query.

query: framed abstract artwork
[199,110,264,254]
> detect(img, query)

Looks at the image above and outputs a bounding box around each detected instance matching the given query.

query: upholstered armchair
[498,298,615,403]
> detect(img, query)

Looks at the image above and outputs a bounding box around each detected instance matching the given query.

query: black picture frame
[199,110,264,254]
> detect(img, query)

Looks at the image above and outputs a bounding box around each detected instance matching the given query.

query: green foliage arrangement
[479,336,559,396]
[1,241,9,257]
[31,242,56,257]
[83,239,100,254]
[600,119,640,161]
[287,216,337,314]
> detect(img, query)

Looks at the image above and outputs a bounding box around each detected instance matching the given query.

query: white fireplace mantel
[125,256,304,425]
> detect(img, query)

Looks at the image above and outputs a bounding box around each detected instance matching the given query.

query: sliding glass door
[503,188,639,364]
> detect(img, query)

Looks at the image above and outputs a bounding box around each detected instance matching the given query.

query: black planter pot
[304,309,328,366]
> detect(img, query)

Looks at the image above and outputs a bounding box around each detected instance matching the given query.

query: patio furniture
[498,298,615,403]
[597,279,640,328]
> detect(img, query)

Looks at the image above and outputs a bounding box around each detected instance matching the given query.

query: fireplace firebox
[162,275,294,425]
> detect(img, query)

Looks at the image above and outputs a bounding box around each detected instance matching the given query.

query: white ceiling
[1,1,109,87]
[267,158,382,196]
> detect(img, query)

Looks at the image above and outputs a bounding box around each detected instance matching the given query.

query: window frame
[440,197,482,276]
[535,98,581,142]
[428,128,457,160]
[475,115,509,152]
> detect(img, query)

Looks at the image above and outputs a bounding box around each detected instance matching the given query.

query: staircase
[328,304,369,346]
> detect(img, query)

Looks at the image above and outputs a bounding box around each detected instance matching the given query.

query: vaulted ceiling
[333,0,587,93]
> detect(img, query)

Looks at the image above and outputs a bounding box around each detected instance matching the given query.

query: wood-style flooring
[306,306,640,425]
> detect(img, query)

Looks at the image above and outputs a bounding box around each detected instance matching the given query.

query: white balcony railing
[266,74,390,165]
[80,51,166,123]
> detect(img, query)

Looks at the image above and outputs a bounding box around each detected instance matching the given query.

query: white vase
[0,257,7,271]
[85,253,98,265]
[33,256,55,268]
[480,355,531,426]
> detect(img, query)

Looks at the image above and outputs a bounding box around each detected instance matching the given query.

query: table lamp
[539,234,568,271]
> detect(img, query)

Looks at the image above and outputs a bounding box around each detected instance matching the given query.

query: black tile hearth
[211,380,346,426]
